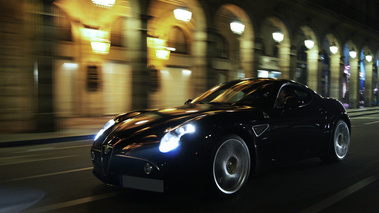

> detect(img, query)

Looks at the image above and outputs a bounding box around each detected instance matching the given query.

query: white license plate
[121,175,164,193]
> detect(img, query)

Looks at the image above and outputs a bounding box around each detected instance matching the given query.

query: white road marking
[0,155,78,166]
[3,167,93,182]
[365,120,379,125]
[300,176,377,213]
[24,192,118,213]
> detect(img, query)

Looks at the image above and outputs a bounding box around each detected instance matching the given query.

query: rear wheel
[322,120,350,162]
[211,135,251,197]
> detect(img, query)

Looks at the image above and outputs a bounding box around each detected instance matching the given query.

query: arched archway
[214,4,255,82]
[261,17,291,79]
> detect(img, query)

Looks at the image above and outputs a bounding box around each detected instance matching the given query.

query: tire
[211,135,251,197]
[322,120,350,162]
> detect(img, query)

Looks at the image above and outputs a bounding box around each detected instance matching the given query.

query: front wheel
[211,135,251,197]
[322,120,350,162]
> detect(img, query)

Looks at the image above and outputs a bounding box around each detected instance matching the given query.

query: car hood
[102,104,253,146]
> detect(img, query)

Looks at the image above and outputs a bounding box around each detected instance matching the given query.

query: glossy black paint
[91,78,351,193]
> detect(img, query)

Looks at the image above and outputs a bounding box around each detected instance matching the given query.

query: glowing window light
[174,8,192,22]
[156,49,170,60]
[91,0,116,8]
[91,38,111,54]
[272,30,284,43]
[182,69,191,76]
[230,20,245,35]
[81,28,107,40]
[63,63,78,69]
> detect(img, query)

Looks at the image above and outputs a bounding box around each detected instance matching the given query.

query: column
[289,45,297,80]
[252,38,264,78]
[364,61,373,106]
[330,54,342,100]
[127,14,150,110]
[35,0,56,132]
[307,49,320,93]
[349,58,360,108]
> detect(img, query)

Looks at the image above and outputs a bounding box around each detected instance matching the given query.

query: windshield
[191,79,273,105]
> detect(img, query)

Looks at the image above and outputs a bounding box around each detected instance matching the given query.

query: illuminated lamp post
[304,37,314,49]
[330,43,338,54]
[349,48,357,59]
[174,7,192,22]
[366,53,372,62]
[230,20,245,35]
[272,30,284,43]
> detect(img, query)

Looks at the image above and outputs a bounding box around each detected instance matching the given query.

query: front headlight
[94,119,116,141]
[159,123,196,153]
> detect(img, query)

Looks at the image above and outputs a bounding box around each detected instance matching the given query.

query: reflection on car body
[91,78,351,197]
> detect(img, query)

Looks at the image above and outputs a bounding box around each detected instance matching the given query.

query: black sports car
[90,78,351,197]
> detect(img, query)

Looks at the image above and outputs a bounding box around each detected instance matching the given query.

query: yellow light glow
[304,39,314,49]
[230,21,245,35]
[174,8,192,22]
[272,31,284,43]
[91,0,116,8]
[147,37,165,49]
[81,29,107,40]
[349,50,357,59]
[366,55,372,62]
[91,38,110,54]
[156,49,170,60]
[330,44,338,54]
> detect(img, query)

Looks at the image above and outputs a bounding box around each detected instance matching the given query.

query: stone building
[1,0,379,132]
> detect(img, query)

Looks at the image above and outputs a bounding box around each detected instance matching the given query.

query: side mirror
[184,99,192,105]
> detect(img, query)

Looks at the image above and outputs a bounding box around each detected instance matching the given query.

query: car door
[269,84,323,162]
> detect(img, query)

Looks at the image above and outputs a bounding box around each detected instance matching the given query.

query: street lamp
[330,43,338,54]
[272,30,284,43]
[174,7,192,22]
[366,53,372,62]
[230,20,245,35]
[349,48,357,59]
[304,37,314,49]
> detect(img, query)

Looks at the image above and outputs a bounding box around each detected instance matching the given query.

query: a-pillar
[349,58,360,108]
[35,0,56,132]
[364,60,373,106]
[330,54,342,100]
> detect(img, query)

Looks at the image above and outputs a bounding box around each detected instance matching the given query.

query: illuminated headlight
[159,123,196,153]
[94,119,115,141]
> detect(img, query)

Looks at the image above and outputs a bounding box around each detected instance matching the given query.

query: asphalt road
[0,114,379,213]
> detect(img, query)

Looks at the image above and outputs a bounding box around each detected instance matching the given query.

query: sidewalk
[0,116,113,148]
[0,107,378,148]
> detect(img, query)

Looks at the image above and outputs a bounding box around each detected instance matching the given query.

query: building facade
[1,0,379,132]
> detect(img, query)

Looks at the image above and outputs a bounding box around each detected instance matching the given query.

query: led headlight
[159,123,196,153]
[94,119,115,141]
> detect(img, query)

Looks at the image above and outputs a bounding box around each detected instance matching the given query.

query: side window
[239,84,273,106]
[293,88,312,105]
[275,85,311,108]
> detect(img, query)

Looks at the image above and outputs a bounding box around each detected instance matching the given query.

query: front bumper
[91,140,205,193]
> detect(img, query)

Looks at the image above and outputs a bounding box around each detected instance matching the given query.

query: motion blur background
[1,0,379,133]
